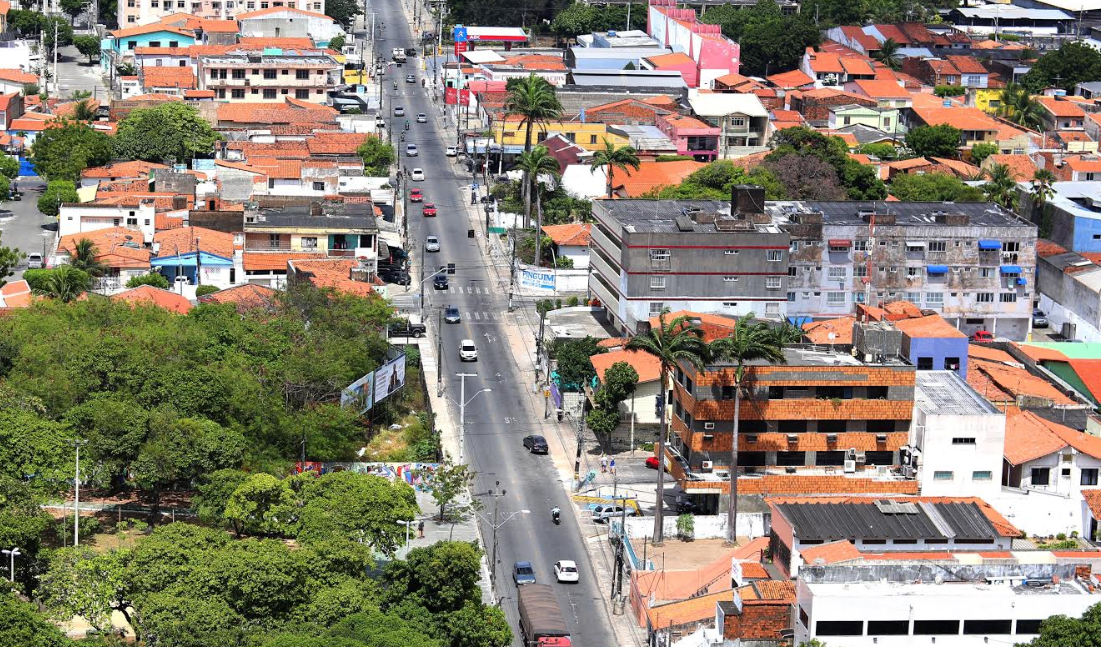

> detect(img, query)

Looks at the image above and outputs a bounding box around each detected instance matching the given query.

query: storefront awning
[926,265,949,274]
[905,240,926,248]
[827,239,851,247]
[978,239,1001,251]
[1000,265,1022,274]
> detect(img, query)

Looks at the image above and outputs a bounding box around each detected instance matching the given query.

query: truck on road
[392,47,406,63]
[518,584,571,647]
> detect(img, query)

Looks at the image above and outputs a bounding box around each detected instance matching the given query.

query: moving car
[513,561,537,586]
[409,188,423,202]
[459,339,478,362]
[645,456,664,470]
[406,144,419,157]
[388,319,426,338]
[970,330,994,343]
[422,202,437,217]
[416,113,427,123]
[1033,309,1049,329]
[26,253,44,269]
[406,74,415,83]
[553,560,579,583]
[433,274,449,290]
[445,145,458,157]
[394,106,405,116]
[444,305,461,323]
[522,435,548,454]
[411,168,425,181]
[424,235,440,252]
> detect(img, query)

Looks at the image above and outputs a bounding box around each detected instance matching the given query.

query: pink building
[643,52,699,88]
[647,0,739,87]
[656,112,720,160]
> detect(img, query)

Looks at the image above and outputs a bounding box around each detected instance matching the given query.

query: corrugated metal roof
[777,501,1000,542]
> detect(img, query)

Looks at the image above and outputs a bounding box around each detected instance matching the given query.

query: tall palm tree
[589,140,641,199]
[983,162,1019,211]
[69,238,107,278]
[1031,168,1056,209]
[708,315,785,545]
[873,38,902,71]
[997,82,1044,131]
[515,146,561,269]
[504,75,563,227]
[626,311,709,545]
[71,99,96,122]
[39,265,91,302]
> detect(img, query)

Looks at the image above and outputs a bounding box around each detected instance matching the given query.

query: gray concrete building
[769,200,1037,340]
[588,186,790,334]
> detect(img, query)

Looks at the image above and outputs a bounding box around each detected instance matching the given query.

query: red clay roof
[591,349,662,384]
[767,69,814,89]
[0,279,32,308]
[141,66,197,90]
[802,316,855,344]
[985,154,1036,181]
[110,23,193,38]
[154,226,234,259]
[0,68,38,84]
[971,358,1077,406]
[801,540,862,565]
[243,251,326,271]
[852,79,910,100]
[541,223,591,247]
[647,310,739,343]
[945,55,988,75]
[968,344,1019,365]
[198,283,277,311]
[1005,410,1101,465]
[893,314,966,339]
[57,227,151,269]
[1038,96,1086,118]
[617,160,707,197]
[111,285,193,314]
[199,18,239,32]
[1083,490,1101,520]
[291,258,374,297]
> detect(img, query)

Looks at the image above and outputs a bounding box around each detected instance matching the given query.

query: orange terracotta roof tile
[0,279,32,308]
[1083,490,1101,520]
[597,337,629,349]
[199,18,239,32]
[154,226,234,259]
[1067,359,1101,404]
[802,316,855,344]
[541,223,591,247]
[141,66,196,90]
[972,358,1076,406]
[591,349,662,384]
[930,157,981,178]
[1066,156,1101,173]
[1014,343,1069,363]
[184,89,215,99]
[243,251,326,271]
[155,213,185,230]
[852,79,910,100]
[646,52,695,67]
[646,590,731,630]
[840,57,875,76]
[806,49,844,74]
[306,132,370,155]
[945,55,987,75]
[111,285,192,314]
[767,69,814,89]
[96,193,194,211]
[199,283,277,311]
[1004,409,1101,464]
[0,69,42,85]
[56,227,151,269]
[291,258,374,297]
[968,344,1018,365]
[985,154,1037,181]
[126,93,184,103]
[801,540,862,565]
[617,160,707,197]
[750,580,795,602]
[893,314,967,339]
[648,310,739,343]
[82,160,168,180]
[1038,96,1086,118]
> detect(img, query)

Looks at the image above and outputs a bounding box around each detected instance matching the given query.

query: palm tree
[515,146,561,269]
[626,311,709,545]
[504,75,563,227]
[69,238,107,278]
[997,82,1044,130]
[589,140,641,199]
[71,99,96,122]
[708,315,785,545]
[39,265,91,302]
[873,38,902,71]
[1031,168,1056,209]
[983,162,1019,211]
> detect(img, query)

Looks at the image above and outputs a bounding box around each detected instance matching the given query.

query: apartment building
[587,186,790,335]
[197,50,341,102]
[768,200,1038,340]
[666,329,918,512]
[58,202,157,244]
[686,90,769,158]
[118,0,323,29]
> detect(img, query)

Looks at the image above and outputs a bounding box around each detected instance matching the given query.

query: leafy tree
[382,541,483,613]
[589,140,641,199]
[116,62,137,77]
[515,145,561,266]
[585,407,620,438]
[889,172,985,202]
[505,75,562,226]
[857,142,899,160]
[22,83,40,97]
[38,547,138,639]
[840,158,888,200]
[933,84,965,97]
[553,336,605,391]
[420,459,476,521]
[7,8,45,35]
[551,2,647,38]
[63,395,149,490]
[595,361,639,412]
[223,472,296,537]
[71,99,97,122]
[329,34,346,51]
[445,603,512,647]
[627,312,708,544]
[69,237,107,278]
[114,102,221,163]
[0,591,73,647]
[358,137,396,176]
[37,179,80,217]
[195,284,219,297]
[299,578,380,626]
[0,232,23,287]
[30,121,112,183]
[699,0,820,76]
[873,38,902,71]
[0,477,53,585]
[763,154,846,200]
[324,0,360,27]
[42,17,74,61]
[61,0,89,25]
[127,272,170,289]
[194,468,251,530]
[36,265,91,302]
[708,314,785,544]
[189,538,309,621]
[295,471,418,554]
[137,593,246,647]
[1018,601,1101,647]
[655,160,785,200]
[1021,41,1101,93]
[983,162,1019,211]
[905,124,962,158]
[0,408,74,496]
[970,142,998,166]
[0,154,19,179]
[997,82,1044,130]
[1031,168,1057,211]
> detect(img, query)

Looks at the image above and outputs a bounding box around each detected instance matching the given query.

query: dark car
[380,270,411,285]
[405,47,417,56]
[444,305,461,323]
[388,320,426,338]
[1033,309,1049,329]
[433,274,449,290]
[513,561,536,586]
[523,435,549,454]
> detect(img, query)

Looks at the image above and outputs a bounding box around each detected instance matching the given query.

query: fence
[622,513,770,542]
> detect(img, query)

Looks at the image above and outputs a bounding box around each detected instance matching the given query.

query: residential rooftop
[248,203,378,231]
[915,370,1000,416]
[765,200,1030,228]
[707,344,910,368]
[774,500,1003,542]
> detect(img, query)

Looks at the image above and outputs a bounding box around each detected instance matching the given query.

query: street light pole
[478,482,528,591]
[453,373,490,463]
[69,439,87,546]
[1,548,21,583]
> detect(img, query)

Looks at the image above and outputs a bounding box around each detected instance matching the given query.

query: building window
[296,89,309,99]
[301,237,318,249]
[766,249,782,262]
[724,249,739,255]
[1031,467,1050,486]
[732,117,746,127]
[723,276,738,283]
[650,276,666,290]
[975,293,994,303]
[766,277,782,290]
[854,265,868,278]
[231,89,245,98]
[787,291,796,302]
[788,266,797,277]
[933,471,954,481]
[917,357,933,370]
[973,471,993,481]
[312,182,325,191]
[827,267,846,281]
[816,621,863,637]
[263,89,277,99]
[232,69,245,79]
[854,240,868,251]
[590,135,598,144]
[649,302,664,316]
[296,69,310,80]
[776,451,806,467]
[1083,469,1099,486]
[928,241,946,252]
[650,249,670,262]
[765,302,779,315]
[826,292,846,305]
[926,292,944,306]
[999,293,1017,303]
[1003,241,1020,253]
[263,69,277,79]
[952,437,976,445]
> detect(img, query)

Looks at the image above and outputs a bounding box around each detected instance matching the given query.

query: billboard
[373,350,406,406]
[341,372,375,414]
[520,267,556,291]
[340,347,406,414]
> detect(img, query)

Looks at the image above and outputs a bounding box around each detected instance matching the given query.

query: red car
[970,330,994,342]
[409,188,423,202]
[422,202,437,217]
[646,456,664,470]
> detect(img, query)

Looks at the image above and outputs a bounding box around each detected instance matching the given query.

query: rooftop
[249,203,377,231]
[590,349,662,384]
[773,499,1005,542]
[110,286,193,315]
[541,223,591,247]
[802,316,856,345]
[915,370,1000,416]
[708,344,909,368]
[596,200,782,235]
[764,200,1028,228]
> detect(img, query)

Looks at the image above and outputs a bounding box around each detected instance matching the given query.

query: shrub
[676,513,695,541]
[126,273,170,289]
[567,296,579,307]
[934,84,966,97]
[195,285,220,297]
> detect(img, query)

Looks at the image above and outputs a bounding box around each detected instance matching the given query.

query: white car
[406,144,419,157]
[445,145,458,157]
[554,560,579,583]
[411,168,425,181]
[459,339,478,362]
[416,113,427,123]
[394,106,405,116]
[424,235,440,252]
[591,506,637,523]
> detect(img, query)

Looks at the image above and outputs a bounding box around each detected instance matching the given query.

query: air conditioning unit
[746,434,758,444]
[826,433,838,443]
[855,451,867,464]
[844,460,857,473]
[902,465,916,479]
[787,434,798,444]
[876,434,888,443]
[700,461,714,472]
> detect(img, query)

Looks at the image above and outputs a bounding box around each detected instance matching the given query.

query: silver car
[424,235,440,252]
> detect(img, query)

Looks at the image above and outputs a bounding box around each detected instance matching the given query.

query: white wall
[619,381,662,426]
[58,204,156,244]
[1039,293,1101,342]
[913,407,1006,501]
[623,513,768,541]
[557,244,590,270]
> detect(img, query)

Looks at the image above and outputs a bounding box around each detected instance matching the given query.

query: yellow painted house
[971,87,1005,115]
[493,120,628,153]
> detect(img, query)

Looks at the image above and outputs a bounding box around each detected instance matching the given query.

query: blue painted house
[151,227,236,289]
[895,314,969,377]
[101,24,197,71]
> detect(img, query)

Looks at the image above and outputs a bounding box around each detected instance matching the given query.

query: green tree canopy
[553,336,605,391]
[889,172,985,202]
[382,541,483,614]
[60,0,89,24]
[0,232,23,287]
[1019,601,1101,647]
[73,35,101,63]
[29,121,111,183]
[970,142,998,166]
[1022,41,1101,93]
[358,137,396,176]
[223,472,296,537]
[37,180,80,217]
[0,591,73,647]
[905,124,963,158]
[295,471,418,554]
[126,272,171,289]
[114,102,221,163]
[0,154,19,179]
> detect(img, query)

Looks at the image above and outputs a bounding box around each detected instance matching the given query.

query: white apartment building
[119,0,324,29]
[58,203,157,245]
[197,51,341,102]
[236,7,341,44]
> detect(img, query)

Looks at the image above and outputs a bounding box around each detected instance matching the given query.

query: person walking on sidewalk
[418,520,425,538]
[609,457,616,475]
[600,455,607,473]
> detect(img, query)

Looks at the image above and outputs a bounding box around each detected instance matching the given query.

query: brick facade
[722,600,792,643]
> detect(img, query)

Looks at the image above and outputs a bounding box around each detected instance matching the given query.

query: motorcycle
[551,506,561,525]
[400,132,406,142]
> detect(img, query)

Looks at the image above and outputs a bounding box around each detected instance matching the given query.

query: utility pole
[487,481,505,587]
[70,439,87,546]
[507,232,517,311]
[456,372,478,462]
[573,402,585,485]
[436,308,443,396]
[52,20,59,97]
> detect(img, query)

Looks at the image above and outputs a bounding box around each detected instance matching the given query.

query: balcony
[208,75,330,88]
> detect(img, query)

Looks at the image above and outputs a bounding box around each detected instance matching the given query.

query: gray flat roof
[709,344,909,367]
[569,46,672,59]
[915,371,1000,416]
[598,199,753,234]
[777,500,1002,542]
[249,204,378,231]
[765,200,1030,228]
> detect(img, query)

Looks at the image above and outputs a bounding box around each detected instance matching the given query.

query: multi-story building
[686,90,769,158]
[666,330,919,513]
[770,200,1038,340]
[58,202,157,244]
[118,0,324,30]
[587,187,790,335]
[197,50,341,102]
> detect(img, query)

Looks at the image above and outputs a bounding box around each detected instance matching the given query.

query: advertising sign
[341,373,375,413]
[520,267,555,291]
[454,41,468,57]
[453,25,468,42]
[373,354,406,405]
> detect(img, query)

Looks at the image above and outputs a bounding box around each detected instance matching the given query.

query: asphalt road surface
[374,2,619,645]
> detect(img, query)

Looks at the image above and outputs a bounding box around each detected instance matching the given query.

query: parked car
[411,168,425,181]
[1033,309,1049,329]
[554,560,579,583]
[513,561,536,586]
[445,145,458,157]
[380,269,411,285]
[459,339,478,362]
[416,113,427,123]
[591,505,637,523]
[26,253,44,269]
[406,144,419,157]
[424,235,440,252]
[522,435,548,454]
[433,274,449,290]
[388,319,426,338]
[422,202,437,217]
[970,330,994,343]
[444,305,461,323]
[409,188,423,202]
[645,456,665,470]
[393,106,405,116]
